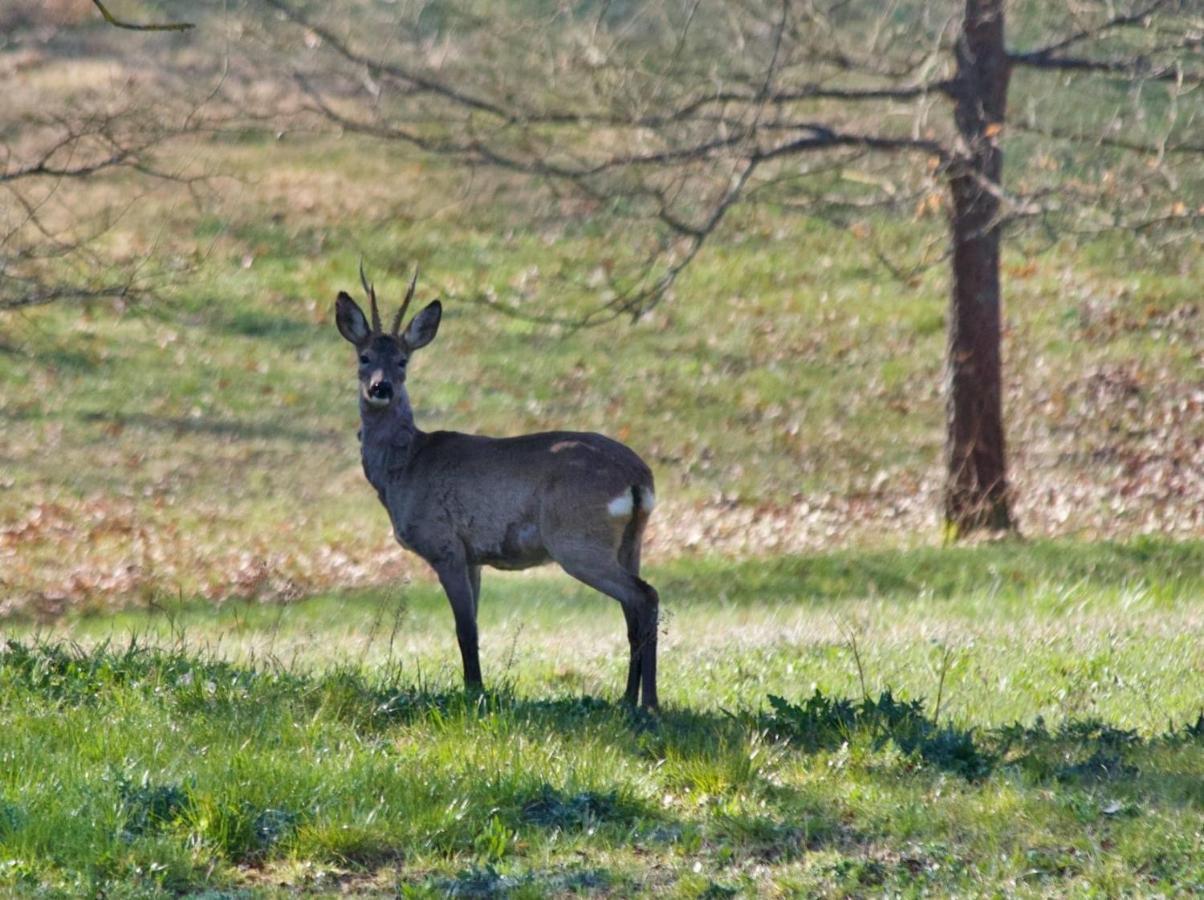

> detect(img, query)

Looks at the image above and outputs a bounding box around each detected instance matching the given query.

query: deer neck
[358,389,420,494]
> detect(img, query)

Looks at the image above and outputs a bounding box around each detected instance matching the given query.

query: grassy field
[2,40,1200,607]
[2,131,1200,609]
[3,539,1203,897]
[2,22,1202,897]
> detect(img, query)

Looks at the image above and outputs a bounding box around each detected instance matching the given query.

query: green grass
[2,35,1202,896]
[2,112,1200,602]
[2,142,1199,604]
[2,539,1201,895]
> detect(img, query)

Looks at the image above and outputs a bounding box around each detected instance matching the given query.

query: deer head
[335,263,442,410]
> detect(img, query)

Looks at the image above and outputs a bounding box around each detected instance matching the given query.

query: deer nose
[368,381,393,400]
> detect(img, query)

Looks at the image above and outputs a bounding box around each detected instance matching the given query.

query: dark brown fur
[336,282,660,707]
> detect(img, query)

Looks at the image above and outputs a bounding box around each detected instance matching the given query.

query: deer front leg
[433,557,483,691]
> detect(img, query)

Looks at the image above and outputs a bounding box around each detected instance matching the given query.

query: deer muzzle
[364,372,394,407]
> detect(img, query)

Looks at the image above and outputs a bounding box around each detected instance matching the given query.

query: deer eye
[359,354,370,365]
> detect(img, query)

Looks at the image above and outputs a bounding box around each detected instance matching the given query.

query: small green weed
[763,689,994,779]
[518,786,625,830]
[115,774,190,838]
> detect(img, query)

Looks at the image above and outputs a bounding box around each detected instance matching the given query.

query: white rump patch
[607,492,634,518]
[639,489,656,512]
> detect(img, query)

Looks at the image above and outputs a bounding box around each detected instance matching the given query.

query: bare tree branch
[263,0,512,120]
[92,0,193,32]
[257,0,1200,330]
[0,284,139,313]
[1015,0,1175,60]
[2,84,212,313]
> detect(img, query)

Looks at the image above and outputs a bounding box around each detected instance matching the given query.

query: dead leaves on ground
[2,356,1199,618]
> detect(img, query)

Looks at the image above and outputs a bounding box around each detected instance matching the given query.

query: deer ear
[402,300,442,350]
[335,291,371,345]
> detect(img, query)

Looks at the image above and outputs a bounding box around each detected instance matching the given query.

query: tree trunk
[944,0,1013,535]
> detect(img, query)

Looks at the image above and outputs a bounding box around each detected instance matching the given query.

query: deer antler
[359,259,381,333]
[391,265,419,336]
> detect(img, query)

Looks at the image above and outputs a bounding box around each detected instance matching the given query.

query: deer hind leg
[618,506,658,705]
[618,510,645,575]
[553,549,659,709]
[639,580,659,709]
[620,603,641,705]
[617,521,648,704]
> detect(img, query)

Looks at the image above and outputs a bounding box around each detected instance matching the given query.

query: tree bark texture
[944,0,1014,534]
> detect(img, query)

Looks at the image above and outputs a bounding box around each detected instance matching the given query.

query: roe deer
[335,266,660,707]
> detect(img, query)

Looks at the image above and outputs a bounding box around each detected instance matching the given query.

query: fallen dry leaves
[2,357,1199,618]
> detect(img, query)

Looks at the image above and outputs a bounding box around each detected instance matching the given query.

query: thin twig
[932,644,956,724]
[91,0,193,31]
[843,626,870,701]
